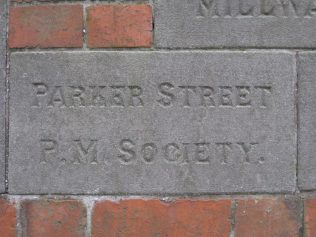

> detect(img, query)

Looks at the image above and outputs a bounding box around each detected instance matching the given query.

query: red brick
[235,198,301,237]
[92,199,231,237]
[304,198,316,237]
[12,0,81,2]
[0,198,16,237]
[21,199,86,237]
[11,0,56,2]
[9,5,83,48]
[87,5,152,48]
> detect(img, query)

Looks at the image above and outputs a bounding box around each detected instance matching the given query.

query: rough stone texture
[9,5,83,48]
[304,198,316,237]
[92,199,231,237]
[9,51,296,194]
[0,0,6,193]
[87,5,152,48]
[298,52,316,190]
[21,199,86,237]
[154,0,316,48]
[235,197,301,237]
[0,198,16,237]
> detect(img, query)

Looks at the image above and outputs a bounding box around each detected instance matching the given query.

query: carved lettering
[40,139,58,164]
[197,0,220,18]
[70,86,86,107]
[48,86,66,107]
[32,83,48,107]
[110,86,126,107]
[216,142,232,164]
[89,86,106,107]
[73,139,98,164]
[164,143,182,162]
[219,86,233,107]
[156,84,273,108]
[179,86,197,107]
[129,86,144,107]
[32,84,145,108]
[118,139,136,163]
[199,86,215,107]
[255,86,272,108]
[141,143,158,162]
[157,82,175,107]
[237,142,259,163]
[39,138,265,166]
[236,86,251,106]
[32,83,272,109]
[195,142,211,163]
[196,0,316,17]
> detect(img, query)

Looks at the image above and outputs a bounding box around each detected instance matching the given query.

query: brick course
[0,196,314,236]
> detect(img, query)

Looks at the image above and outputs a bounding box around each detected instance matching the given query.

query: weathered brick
[0,198,16,237]
[21,199,86,237]
[87,5,152,48]
[235,198,301,237]
[92,199,231,237]
[9,5,83,48]
[304,198,316,237]
[12,0,82,2]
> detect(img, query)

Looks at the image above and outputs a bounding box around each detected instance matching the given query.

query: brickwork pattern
[3,0,316,236]
[0,196,315,237]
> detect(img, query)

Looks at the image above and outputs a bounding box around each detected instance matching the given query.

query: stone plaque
[0,0,6,193]
[155,0,316,48]
[298,52,316,190]
[9,52,296,194]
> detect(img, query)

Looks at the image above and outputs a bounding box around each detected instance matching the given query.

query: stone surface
[9,5,83,49]
[154,0,316,48]
[0,198,16,237]
[298,52,316,190]
[9,51,296,194]
[0,0,6,193]
[92,199,231,237]
[87,5,153,48]
[21,199,86,237]
[235,197,301,237]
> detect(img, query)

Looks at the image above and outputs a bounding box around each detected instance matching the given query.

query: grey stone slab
[0,0,6,193]
[154,0,316,48]
[298,52,316,190]
[9,51,296,194]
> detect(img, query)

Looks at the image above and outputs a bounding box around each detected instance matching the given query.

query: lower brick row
[1,196,315,237]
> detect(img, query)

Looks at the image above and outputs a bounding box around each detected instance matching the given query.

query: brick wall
[0,196,314,237]
[9,3,153,49]
[3,0,316,236]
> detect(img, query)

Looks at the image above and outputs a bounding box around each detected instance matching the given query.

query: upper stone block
[9,51,296,194]
[298,52,316,190]
[154,0,316,48]
[0,0,6,193]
